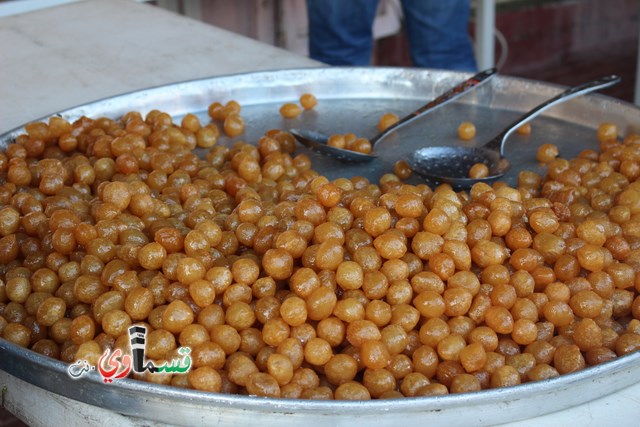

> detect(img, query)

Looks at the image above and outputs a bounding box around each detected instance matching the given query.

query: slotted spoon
[290,68,497,162]
[409,74,621,188]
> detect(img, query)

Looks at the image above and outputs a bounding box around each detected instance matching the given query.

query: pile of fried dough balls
[0,96,639,400]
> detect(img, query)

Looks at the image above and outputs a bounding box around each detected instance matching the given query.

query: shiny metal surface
[290,68,497,162]
[1,67,640,426]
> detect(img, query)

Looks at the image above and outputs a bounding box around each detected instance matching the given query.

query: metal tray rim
[1,339,639,418]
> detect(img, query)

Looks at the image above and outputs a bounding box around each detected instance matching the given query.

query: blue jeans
[307,0,477,71]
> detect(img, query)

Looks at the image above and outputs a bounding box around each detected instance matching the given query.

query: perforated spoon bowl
[409,74,621,188]
[290,68,497,162]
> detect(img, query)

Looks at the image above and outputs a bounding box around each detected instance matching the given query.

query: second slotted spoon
[408,74,621,188]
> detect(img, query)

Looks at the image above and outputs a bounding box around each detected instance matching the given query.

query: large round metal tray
[1,67,639,426]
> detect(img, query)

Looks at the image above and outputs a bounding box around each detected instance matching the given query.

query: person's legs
[307,0,379,65]
[400,0,477,71]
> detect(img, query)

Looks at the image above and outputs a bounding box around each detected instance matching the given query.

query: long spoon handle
[371,67,498,146]
[490,75,621,155]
